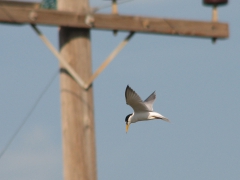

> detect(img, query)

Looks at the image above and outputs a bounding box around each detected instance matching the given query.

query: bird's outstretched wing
[125,85,151,112]
[144,91,156,111]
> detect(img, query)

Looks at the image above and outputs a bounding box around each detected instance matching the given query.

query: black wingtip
[126,85,133,90]
[125,85,130,100]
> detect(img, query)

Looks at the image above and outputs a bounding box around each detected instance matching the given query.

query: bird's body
[125,85,170,132]
[129,112,169,123]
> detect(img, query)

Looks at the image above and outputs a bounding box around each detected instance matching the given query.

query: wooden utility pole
[58,0,97,180]
[0,1,229,180]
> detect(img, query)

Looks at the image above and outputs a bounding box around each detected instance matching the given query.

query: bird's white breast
[130,112,151,123]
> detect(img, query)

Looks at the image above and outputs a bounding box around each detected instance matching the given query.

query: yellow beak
[126,124,130,133]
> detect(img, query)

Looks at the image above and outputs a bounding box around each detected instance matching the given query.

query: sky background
[0,0,239,180]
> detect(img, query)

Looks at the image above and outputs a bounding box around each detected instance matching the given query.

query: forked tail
[156,116,170,123]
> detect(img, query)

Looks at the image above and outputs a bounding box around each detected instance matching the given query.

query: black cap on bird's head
[125,114,132,133]
[125,114,131,124]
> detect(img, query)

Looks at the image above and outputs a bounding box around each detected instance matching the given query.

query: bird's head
[125,114,132,133]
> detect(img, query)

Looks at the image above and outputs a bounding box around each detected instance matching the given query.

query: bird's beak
[126,124,130,133]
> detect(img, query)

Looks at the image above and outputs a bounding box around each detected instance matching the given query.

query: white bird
[125,85,170,133]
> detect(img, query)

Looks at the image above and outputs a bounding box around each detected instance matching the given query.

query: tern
[125,85,170,133]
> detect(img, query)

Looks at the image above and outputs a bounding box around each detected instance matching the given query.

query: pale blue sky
[0,0,239,180]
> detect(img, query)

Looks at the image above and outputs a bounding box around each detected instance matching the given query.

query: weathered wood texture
[58,0,97,180]
[0,1,40,8]
[0,1,229,38]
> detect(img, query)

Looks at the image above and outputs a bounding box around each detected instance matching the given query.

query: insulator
[203,0,228,5]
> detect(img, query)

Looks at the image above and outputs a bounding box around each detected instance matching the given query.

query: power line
[0,70,59,160]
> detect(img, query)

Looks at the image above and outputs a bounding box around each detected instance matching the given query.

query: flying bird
[125,85,170,133]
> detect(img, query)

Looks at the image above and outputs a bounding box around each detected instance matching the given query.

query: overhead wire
[0,70,59,160]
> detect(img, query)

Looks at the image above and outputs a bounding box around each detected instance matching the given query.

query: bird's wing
[125,85,151,112]
[143,91,156,111]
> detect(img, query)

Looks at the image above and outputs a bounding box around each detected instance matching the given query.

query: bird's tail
[151,112,170,123]
[157,116,170,123]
